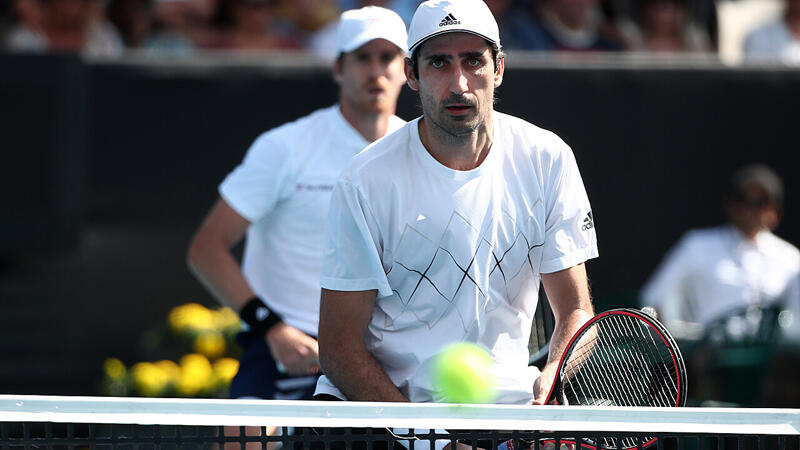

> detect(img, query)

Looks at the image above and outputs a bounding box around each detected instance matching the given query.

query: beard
[422,93,486,139]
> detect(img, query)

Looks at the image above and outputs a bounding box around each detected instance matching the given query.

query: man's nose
[369,58,386,79]
[449,67,468,94]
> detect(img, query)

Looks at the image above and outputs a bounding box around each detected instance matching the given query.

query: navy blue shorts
[229,330,320,400]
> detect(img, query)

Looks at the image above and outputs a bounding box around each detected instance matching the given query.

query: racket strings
[561,314,681,409]
[623,316,680,402]
[607,315,677,406]
[613,316,677,406]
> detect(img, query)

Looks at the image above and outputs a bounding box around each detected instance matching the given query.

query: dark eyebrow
[460,51,485,59]
[424,53,452,62]
[423,50,486,61]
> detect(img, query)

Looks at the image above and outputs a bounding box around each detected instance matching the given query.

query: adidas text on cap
[407,0,500,55]
[335,6,408,56]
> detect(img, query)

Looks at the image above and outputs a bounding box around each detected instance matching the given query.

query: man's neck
[338,99,392,143]
[418,112,494,171]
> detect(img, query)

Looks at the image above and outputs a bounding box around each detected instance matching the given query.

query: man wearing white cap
[187,5,408,406]
[317,0,598,407]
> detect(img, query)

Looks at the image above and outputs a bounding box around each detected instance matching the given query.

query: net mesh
[0,396,797,450]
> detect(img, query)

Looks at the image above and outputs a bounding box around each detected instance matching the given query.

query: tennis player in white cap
[187,5,408,408]
[316,0,598,409]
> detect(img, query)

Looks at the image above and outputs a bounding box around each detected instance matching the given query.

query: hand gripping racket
[500,308,687,450]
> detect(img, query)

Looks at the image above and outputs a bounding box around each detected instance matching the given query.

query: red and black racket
[540,308,687,450]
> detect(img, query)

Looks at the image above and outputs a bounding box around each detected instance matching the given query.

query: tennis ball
[432,342,496,404]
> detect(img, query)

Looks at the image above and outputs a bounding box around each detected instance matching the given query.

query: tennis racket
[520,308,687,450]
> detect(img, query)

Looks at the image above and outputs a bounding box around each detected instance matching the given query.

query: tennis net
[0,395,798,450]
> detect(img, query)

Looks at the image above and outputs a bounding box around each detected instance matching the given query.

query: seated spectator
[214,0,299,50]
[276,0,339,45]
[502,0,625,51]
[143,0,196,55]
[5,0,123,56]
[622,0,711,52]
[743,0,800,64]
[641,164,800,339]
[107,0,153,47]
[3,0,48,52]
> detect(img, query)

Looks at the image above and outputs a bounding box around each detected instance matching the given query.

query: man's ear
[404,57,419,91]
[333,57,343,84]
[494,56,504,88]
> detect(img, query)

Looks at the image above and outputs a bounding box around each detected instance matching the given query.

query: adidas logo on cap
[439,13,460,27]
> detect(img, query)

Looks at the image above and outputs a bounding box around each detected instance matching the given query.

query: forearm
[319,288,407,402]
[321,346,408,402]
[544,307,593,369]
[187,241,255,310]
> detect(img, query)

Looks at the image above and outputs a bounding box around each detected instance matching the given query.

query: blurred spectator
[107,0,152,47]
[622,0,711,52]
[502,0,625,51]
[308,0,389,59]
[186,0,222,47]
[3,0,48,51]
[743,0,800,64]
[142,0,196,55]
[641,163,800,339]
[5,0,123,56]
[275,0,338,44]
[213,0,298,50]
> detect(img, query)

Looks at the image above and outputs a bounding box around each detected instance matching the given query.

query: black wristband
[239,297,283,335]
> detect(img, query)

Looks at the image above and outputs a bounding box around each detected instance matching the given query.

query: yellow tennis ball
[432,342,496,404]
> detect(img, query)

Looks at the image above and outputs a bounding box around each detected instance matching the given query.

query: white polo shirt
[219,105,406,336]
[317,112,598,403]
[641,225,800,332]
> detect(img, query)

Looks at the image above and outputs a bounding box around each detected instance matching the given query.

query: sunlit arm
[533,263,595,404]
[318,288,409,402]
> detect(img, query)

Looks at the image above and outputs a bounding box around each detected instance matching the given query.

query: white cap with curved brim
[335,6,409,56]
[407,0,500,55]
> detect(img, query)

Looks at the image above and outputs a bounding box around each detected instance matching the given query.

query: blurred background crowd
[1,0,798,63]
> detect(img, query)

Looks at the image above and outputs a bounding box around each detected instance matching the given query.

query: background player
[187,5,407,404]
[315,0,598,408]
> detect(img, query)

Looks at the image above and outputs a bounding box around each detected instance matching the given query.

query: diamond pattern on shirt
[387,209,543,333]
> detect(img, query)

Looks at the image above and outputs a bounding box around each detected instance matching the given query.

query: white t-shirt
[219,105,406,336]
[317,112,598,403]
[641,225,800,332]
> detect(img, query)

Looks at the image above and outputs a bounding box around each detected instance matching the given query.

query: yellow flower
[194,332,226,359]
[213,357,239,384]
[214,307,242,332]
[168,303,215,333]
[131,362,169,397]
[177,353,214,396]
[103,358,126,380]
[154,360,181,386]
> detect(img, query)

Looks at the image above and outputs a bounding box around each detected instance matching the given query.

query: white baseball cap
[335,6,409,56]
[407,0,500,55]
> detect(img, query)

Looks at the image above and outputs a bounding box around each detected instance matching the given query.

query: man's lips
[445,104,472,115]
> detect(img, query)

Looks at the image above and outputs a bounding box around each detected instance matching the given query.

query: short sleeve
[540,142,598,273]
[321,177,393,296]
[218,132,295,222]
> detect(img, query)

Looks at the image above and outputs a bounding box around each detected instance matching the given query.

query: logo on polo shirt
[439,13,460,27]
[296,183,334,192]
[581,211,594,231]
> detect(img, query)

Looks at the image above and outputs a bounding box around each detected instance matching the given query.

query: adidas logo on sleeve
[581,211,594,231]
[439,13,460,27]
